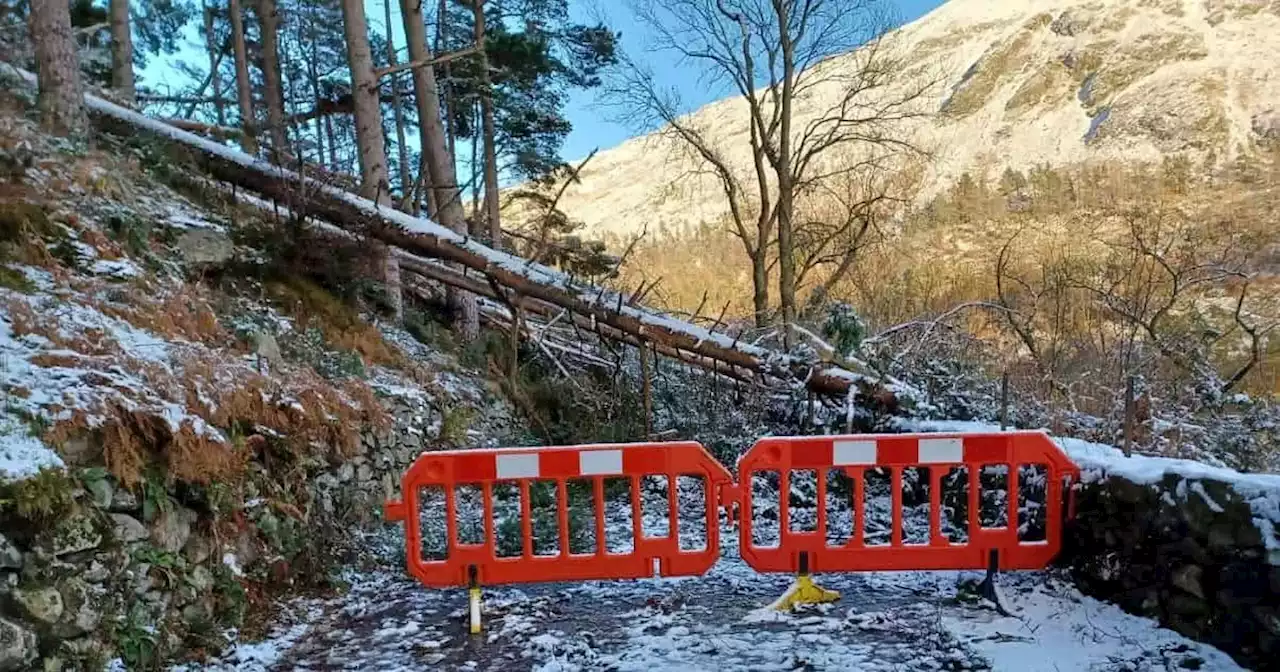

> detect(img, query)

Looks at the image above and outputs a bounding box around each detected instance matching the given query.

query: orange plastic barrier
[383,442,734,588]
[735,431,1080,574]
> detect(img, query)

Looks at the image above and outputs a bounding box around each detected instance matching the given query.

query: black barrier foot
[977,550,1012,617]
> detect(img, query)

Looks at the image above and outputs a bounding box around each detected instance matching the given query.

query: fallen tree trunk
[397,256,760,385]
[4,64,904,402]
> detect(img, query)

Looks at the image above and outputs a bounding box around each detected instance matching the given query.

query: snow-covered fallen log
[4,63,906,402]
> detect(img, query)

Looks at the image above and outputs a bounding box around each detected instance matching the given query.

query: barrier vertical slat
[593,477,606,557]
[851,467,864,547]
[1007,463,1019,534]
[667,473,678,544]
[556,480,570,556]
[816,467,828,544]
[1047,471,1062,550]
[929,468,944,547]
[630,475,643,544]
[520,480,532,558]
[890,467,903,546]
[482,482,495,557]
[703,475,716,547]
[446,485,458,549]
[779,469,792,541]
[968,467,980,537]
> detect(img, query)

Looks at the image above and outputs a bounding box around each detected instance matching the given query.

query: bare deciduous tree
[615,0,934,338]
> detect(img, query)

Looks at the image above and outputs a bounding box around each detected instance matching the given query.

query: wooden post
[639,343,653,438]
[804,390,814,431]
[999,372,1009,431]
[1122,375,1135,456]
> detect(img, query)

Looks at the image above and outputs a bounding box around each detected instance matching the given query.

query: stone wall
[1067,470,1280,670]
[0,390,513,670]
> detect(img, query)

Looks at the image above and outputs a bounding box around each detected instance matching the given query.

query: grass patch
[264,277,405,371]
[0,467,76,525]
[438,404,477,445]
[0,265,33,292]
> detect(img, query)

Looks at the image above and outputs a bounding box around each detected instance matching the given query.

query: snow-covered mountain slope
[544,0,1280,239]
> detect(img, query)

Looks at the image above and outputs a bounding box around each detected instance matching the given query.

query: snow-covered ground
[191,525,1244,672]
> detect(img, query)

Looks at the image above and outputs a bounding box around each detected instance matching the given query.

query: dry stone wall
[1067,469,1280,671]
[0,387,517,670]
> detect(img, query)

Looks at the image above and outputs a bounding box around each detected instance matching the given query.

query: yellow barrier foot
[468,565,482,635]
[468,586,483,634]
[768,573,841,612]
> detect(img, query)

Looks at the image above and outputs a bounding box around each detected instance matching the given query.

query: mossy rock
[37,509,103,558]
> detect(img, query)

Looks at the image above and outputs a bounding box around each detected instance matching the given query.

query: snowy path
[195,547,1246,672]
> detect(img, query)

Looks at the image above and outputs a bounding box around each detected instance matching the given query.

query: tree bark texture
[29,0,88,136]
[382,0,412,208]
[109,0,135,102]
[228,0,257,153]
[471,0,502,248]
[340,0,391,203]
[256,0,288,157]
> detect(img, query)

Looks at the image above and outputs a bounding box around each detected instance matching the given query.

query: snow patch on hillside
[0,422,63,482]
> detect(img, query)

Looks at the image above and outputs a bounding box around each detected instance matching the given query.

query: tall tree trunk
[340,0,391,202]
[256,0,288,158]
[382,0,412,209]
[400,0,479,340]
[471,0,501,247]
[775,4,798,347]
[752,253,769,327]
[228,0,257,153]
[203,4,226,126]
[109,0,135,102]
[29,0,87,136]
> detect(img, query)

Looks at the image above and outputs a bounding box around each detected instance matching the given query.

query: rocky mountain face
[548,0,1280,240]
